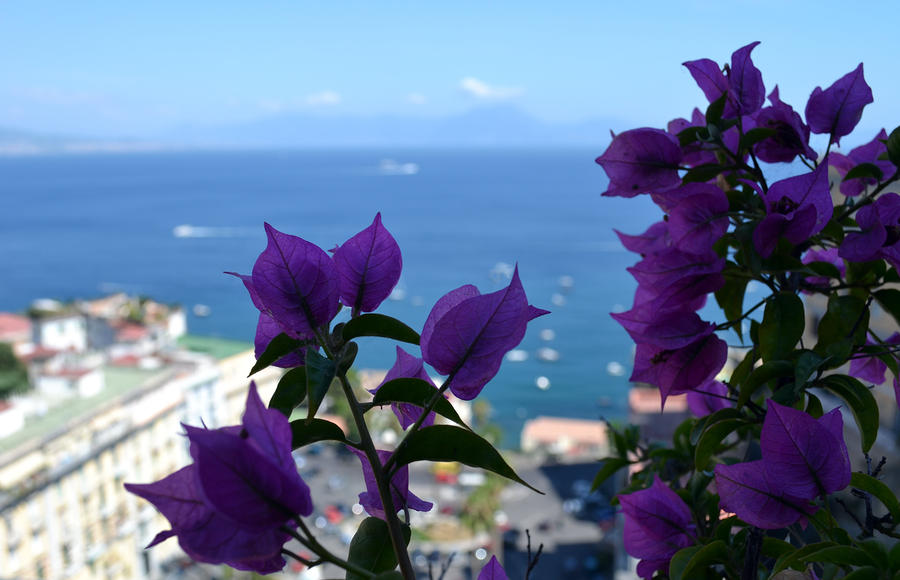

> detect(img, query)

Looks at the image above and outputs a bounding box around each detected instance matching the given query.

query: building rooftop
[177,334,252,360]
[0,313,31,341]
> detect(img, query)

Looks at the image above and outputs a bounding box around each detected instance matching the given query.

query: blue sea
[0,149,659,443]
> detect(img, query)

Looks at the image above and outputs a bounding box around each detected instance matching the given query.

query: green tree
[0,343,29,400]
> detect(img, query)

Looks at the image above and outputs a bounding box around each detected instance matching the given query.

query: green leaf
[305,350,336,421]
[793,350,826,389]
[817,375,879,453]
[342,313,420,345]
[290,418,348,448]
[682,164,724,184]
[804,260,842,280]
[677,125,707,147]
[858,539,890,569]
[392,425,542,494]
[761,537,795,560]
[346,517,410,580]
[738,360,794,408]
[740,127,777,149]
[706,92,728,125]
[336,341,359,375]
[715,275,749,340]
[814,295,869,367]
[759,293,805,362]
[875,289,900,327]
[690,407,744,445]
[844,162,885,182]
[670,540,729,580]
[851,472,900,526]
[885,125,900,167]
[773,542,838,573]
[370,378,469,429]
[248,332,310,376]
[889,541,900,571]
[373,573,404,580]
[695,418,748,470]
[668,546,703,580]
[801,545,873,567]
[269,367,307,417]
[842,568,881,580]
[591,457,631,491]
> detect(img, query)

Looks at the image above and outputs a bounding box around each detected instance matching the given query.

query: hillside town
[0,293,626,580]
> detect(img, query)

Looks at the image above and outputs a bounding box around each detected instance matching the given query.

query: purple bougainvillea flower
[332,213,402,314]
[754,86,816,163]
[250,223,341,339]
[830,129,896,197]
[760,402,851,499]
[421,268,548,400]
[595,128,683,197]
[618,475,694,579]
[631,332,727,407]
[687,380,732,417]
[653,183,729,254]
[615,221,670,255]
[849,333,900,385]
[840,192,900,268]
[728,41,765,116]
[478,556,509,580]
[683,57,730,110]
[801,247,845,290]
[612,306,716,351]
[254,312,309,367]
[125,383,312,573]
[753,163,832,258]
[805,64,873,145]
[715,460,816,529]
[627,248,725,311]
[350,448,432,520]
[370,346,437,429]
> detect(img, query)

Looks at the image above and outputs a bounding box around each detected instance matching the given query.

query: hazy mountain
[0,105,622,154]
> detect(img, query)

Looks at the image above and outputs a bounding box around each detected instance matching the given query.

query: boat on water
[378,159,419,175]
[535,376,551,390]
[192,304,211,317]
[536,347,560,362]
[505,349,528,362]
[606,361,626,376]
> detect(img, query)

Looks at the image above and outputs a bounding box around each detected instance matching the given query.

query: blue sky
[1,1,898,139]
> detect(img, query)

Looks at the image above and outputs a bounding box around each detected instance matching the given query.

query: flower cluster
[124,383,313,573]
[600,42,900,579]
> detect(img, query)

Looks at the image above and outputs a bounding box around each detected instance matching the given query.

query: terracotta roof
[629,387,688,414]
[43,367,93,379]
[18,346,61,363]
[521,416,608,445]
[0,313,31,340]
[116,323,149,342]
[110,354,141,367]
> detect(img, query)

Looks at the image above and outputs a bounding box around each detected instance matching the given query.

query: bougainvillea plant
[596,42,900,579]
[126,213,546,578]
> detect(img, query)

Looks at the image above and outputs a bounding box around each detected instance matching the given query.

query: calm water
[0,149,659,442]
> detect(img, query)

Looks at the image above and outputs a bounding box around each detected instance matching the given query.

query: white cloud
[459,77,524,100]
[406,92,427,105]
[305,90,342,106]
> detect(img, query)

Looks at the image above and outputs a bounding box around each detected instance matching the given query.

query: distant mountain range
[0,105,622,154]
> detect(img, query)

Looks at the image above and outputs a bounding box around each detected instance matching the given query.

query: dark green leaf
[814,295,869,367]
[793,350,827,388]
[591,457,631,491]
[842,567,880,580]
[804,392,824,418]
[695,418,748,470]
[706,92,728,125]
[738,360,794,408]
[370,378,469,429]
[668,546,703,580]
[677,125,707,147]
[773,542,837,573]
[715,276,749,340]
[818,375,879,452]
[875,289,900,327]
[804,260,842,280]
[342,313,420,345]
[760,537,794,560]
[336,342,359,375]
[844,162,885,182]
[889,541,900,571]
[305,350,336,421]
[858,539,889,569]
[346,517,410,580]
[373,573,404,580]
[269,367,307,417]
[682,164,724,184]
[690,407,744,445]
[392,425,542,494]
[248,332,310,376]
[759,293,805,362]
[800,545,873,567]
[670,540,729,580]
[885,125,900,167]
[290,418,348,448]
[740,127,777,149]
[851,472,900,526]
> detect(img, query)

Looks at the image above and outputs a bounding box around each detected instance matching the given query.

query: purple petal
[420,284,481,351]
[631,333,727,407]
[618,475,692,561]
[226,271,267,312]
[333,213,403,313]
[478,555,509,580]
[612,307,715,350]
[715,461,815,529]
[615,221,670,255]
[687,380,732,417]
[596,128,683,197]
[839,129,895,197]
[683,58,729,106]
[729,42,765,116]
[350,448,433,520]
[655,183,729,254]
[185,424,312,528]
[251,223,340,339]
[254,312,307,367]
[242,382,301,477]
[760,401,850,498]
[805,64,873,145]
[422,268,548,400]
[754,86,816,163]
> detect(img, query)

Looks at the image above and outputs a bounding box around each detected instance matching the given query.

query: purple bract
[332,212,402,314]
[595,128,683,198]
[805,63,873,145]
[350,448,432,520]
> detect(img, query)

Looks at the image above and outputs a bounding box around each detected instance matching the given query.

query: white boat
[505,349,528,362]
[535,376,551,390]
[192,304,211,317]
[606,361,626,376]
[539,329,556,341]
[379,159,419,175]
[536,347,560,362]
